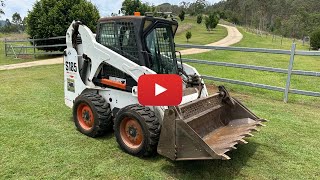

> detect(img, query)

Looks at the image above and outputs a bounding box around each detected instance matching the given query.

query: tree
[11,12,23,32]
[179,1,190,9]
[27,0,100,51]
[197,14,203,24]
[122,0,152,16]
[22,17,27,31]
[0,0,4,16]
[188,0,207,15]
[5,18,10,26]
[205,13,219,31]
[310,29,320,50]
[12,12,22,25]
[0,19,20,33]
[179,10,185,21]
[186,31,192,42]
[194,0,207,15]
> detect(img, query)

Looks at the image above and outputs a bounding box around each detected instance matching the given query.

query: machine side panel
[64,48,87,108]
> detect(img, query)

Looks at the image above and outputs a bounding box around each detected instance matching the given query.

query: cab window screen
[146,26,177,74]
[98,22,139,63]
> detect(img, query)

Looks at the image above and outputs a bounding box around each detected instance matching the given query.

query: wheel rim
[120,117,144,149]
[77,103,94,130]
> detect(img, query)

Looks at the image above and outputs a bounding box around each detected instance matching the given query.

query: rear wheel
[114,104,160,157]
[73,93,112,137]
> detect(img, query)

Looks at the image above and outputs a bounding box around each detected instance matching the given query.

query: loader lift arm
[66,21,156,84]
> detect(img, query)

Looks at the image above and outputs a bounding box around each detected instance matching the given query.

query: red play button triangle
[155,83,167,96]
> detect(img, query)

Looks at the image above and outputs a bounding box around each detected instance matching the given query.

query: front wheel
[114,105,160,157]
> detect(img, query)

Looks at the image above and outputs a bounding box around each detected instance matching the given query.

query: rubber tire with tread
[114,104,160,157]
[73,93,112,137]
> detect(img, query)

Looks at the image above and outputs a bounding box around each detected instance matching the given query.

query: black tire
[114,104,160,157]
[73,93,112,137]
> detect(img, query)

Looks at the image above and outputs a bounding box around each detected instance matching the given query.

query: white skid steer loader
[64,16,266,160]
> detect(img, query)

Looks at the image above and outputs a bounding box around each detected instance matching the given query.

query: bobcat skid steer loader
[64,15,266,160]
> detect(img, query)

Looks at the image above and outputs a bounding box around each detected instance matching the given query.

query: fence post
[284,43,296,103]
[4,38,7,57]
[33,38,36,59]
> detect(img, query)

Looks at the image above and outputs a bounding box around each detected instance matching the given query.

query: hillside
[0,20,6,27]
[152,0,320,40]
[211,0,320,39]
[174,16,228,45]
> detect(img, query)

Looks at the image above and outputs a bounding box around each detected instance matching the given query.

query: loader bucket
[157,87,266,160]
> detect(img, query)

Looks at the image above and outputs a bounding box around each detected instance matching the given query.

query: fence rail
[4,36,66,58]
[182,58,320,77]
[176,43,320,102]
[3,36,319,102]
[177,44,320,56]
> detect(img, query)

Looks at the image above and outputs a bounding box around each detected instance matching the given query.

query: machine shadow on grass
[68,115,115,140]
[95,133,115,141]
[159,142,259,179]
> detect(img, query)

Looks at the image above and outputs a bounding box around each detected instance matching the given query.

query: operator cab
[96,16,179,75]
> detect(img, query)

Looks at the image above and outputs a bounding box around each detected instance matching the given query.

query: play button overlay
[155,83,167,96]
[138,74,183,106]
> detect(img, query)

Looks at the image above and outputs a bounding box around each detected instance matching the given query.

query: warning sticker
[67,78,75,92]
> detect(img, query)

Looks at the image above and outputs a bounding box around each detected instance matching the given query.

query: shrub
[122,0,152,16]
[205,13,219,31]
[186,31,192,42]
[27,0,100,51]
[179,10,185,22]
[310,29,320,50]
[197,14,203,24]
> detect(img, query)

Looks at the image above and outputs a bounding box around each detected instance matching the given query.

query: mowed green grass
[0,65,319,179]
[236,27,310,50]
[174,16,228,45]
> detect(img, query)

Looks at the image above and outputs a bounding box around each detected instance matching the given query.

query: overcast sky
[1,0,221,20]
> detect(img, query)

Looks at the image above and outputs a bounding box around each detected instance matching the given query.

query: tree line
[139,0,319,41]
[129,0,320,39]
[141,0,320,49]
[0,13,27,33]
[0,1,26,33]
[207,0,320,40]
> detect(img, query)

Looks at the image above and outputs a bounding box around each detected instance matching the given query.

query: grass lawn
[184,26,320,105]
[0,65,319,179]
[0,20,319,179]
[174,16,228,45]
[236,27,310,51]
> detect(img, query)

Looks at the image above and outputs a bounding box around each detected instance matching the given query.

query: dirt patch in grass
[0,33,29,41]
[176,23,193,35]
[206,83,252,102]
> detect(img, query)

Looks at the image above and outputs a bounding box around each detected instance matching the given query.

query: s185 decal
[65,61,77,72]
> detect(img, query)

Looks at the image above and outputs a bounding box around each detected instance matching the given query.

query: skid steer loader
[64,15,266,160]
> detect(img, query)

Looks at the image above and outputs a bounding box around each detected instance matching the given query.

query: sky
[1,0,221,20]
